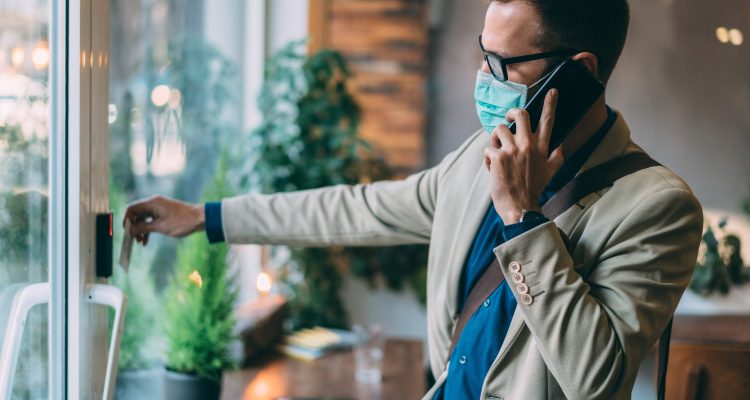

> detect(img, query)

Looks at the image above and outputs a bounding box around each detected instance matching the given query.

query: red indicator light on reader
[96,213,114,278]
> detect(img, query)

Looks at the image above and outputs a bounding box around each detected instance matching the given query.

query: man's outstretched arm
[124,131,480,247]
[217,167,442,247]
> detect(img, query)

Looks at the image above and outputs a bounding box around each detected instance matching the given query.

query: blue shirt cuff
[204,202,225,244]
[502,218,549,242]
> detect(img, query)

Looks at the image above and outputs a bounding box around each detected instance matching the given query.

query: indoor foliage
[690,218,748,296]
[163,157,239,382]
[243,40,429,330]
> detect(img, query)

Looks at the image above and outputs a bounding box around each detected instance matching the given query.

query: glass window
[0,0,52,398]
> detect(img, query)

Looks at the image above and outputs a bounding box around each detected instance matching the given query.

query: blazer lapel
[444,156,493,320]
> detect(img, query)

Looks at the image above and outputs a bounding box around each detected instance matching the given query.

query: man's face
[480,1,550,86]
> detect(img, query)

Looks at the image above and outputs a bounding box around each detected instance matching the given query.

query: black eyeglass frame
[478,34,580,82]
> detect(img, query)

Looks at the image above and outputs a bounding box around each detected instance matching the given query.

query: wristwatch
[519,209,546,224]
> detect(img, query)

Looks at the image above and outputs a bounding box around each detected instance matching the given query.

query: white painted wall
[267,0,309,53]
[341,276,428,341]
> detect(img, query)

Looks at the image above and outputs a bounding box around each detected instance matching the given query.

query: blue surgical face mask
[474,70,549,134]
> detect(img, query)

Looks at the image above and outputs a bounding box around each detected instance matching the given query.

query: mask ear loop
[529,69,553,89]
[526,57,571,98]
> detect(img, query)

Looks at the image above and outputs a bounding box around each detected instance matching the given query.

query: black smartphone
[508,59,604,155]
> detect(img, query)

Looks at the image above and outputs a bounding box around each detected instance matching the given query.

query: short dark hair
[491,0,630,82]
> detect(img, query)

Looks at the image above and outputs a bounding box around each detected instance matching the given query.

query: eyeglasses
[478,34,579,82]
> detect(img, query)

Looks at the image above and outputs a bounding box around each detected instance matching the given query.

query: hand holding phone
[484,58,603,225]
[508,59,604,155]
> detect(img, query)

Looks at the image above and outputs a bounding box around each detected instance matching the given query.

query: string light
[11,47,24,68]
[256,272,273,297]
[716,27,730,43]
[728,28,744,46]
[168,89,182,108]
[32,42,50,70]
[717,26,744,47]
[151,84,171,107]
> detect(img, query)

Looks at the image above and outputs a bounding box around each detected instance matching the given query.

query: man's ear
[571,52,599,78]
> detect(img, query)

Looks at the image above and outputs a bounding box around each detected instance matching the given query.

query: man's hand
[123,195,205,246]
[483,89,565,225]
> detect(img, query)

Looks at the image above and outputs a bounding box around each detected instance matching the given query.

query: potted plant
[162,159,238,400]
[111,261,162,399]
[110,182,163,399]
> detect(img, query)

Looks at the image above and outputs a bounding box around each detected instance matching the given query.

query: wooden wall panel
[310,0,428,173]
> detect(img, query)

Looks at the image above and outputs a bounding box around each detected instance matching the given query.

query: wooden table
[664,315,750,400]
[221,339,426,400]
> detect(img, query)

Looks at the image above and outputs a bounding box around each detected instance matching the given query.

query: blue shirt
[205,109,617,399]
[433,108,616,400]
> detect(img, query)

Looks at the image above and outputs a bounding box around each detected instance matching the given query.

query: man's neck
[560,96,609,160]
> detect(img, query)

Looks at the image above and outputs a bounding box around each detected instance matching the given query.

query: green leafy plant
[244,40,429,331]
[163,157,238,382]
[690,218,748,296]
[111,261,160,371]
[244,40,363,330]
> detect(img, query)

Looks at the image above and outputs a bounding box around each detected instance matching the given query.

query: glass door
[0,0,65,398]
[1,1,122,399]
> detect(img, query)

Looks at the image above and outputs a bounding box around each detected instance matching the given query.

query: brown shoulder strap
[541,152,661,219]
[447,258,504,358]
[448,152,672,400]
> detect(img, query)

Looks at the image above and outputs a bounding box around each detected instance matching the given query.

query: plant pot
[115,368,163,399]
[163,369,221,400]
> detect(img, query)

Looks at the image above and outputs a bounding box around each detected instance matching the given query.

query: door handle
[86,283,127,400]
[0,282,50,399]
[0,283,126,400]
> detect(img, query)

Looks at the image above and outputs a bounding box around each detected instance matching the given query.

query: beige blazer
[220,111,704,400]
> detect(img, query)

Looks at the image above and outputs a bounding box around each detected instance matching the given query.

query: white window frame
[67,0,113,398]
[49,0,67,397]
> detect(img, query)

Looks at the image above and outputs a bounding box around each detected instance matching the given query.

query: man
[125,0,703,398]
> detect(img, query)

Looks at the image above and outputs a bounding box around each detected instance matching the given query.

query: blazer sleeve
[219,131,480,247]
[492,187,703,400]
